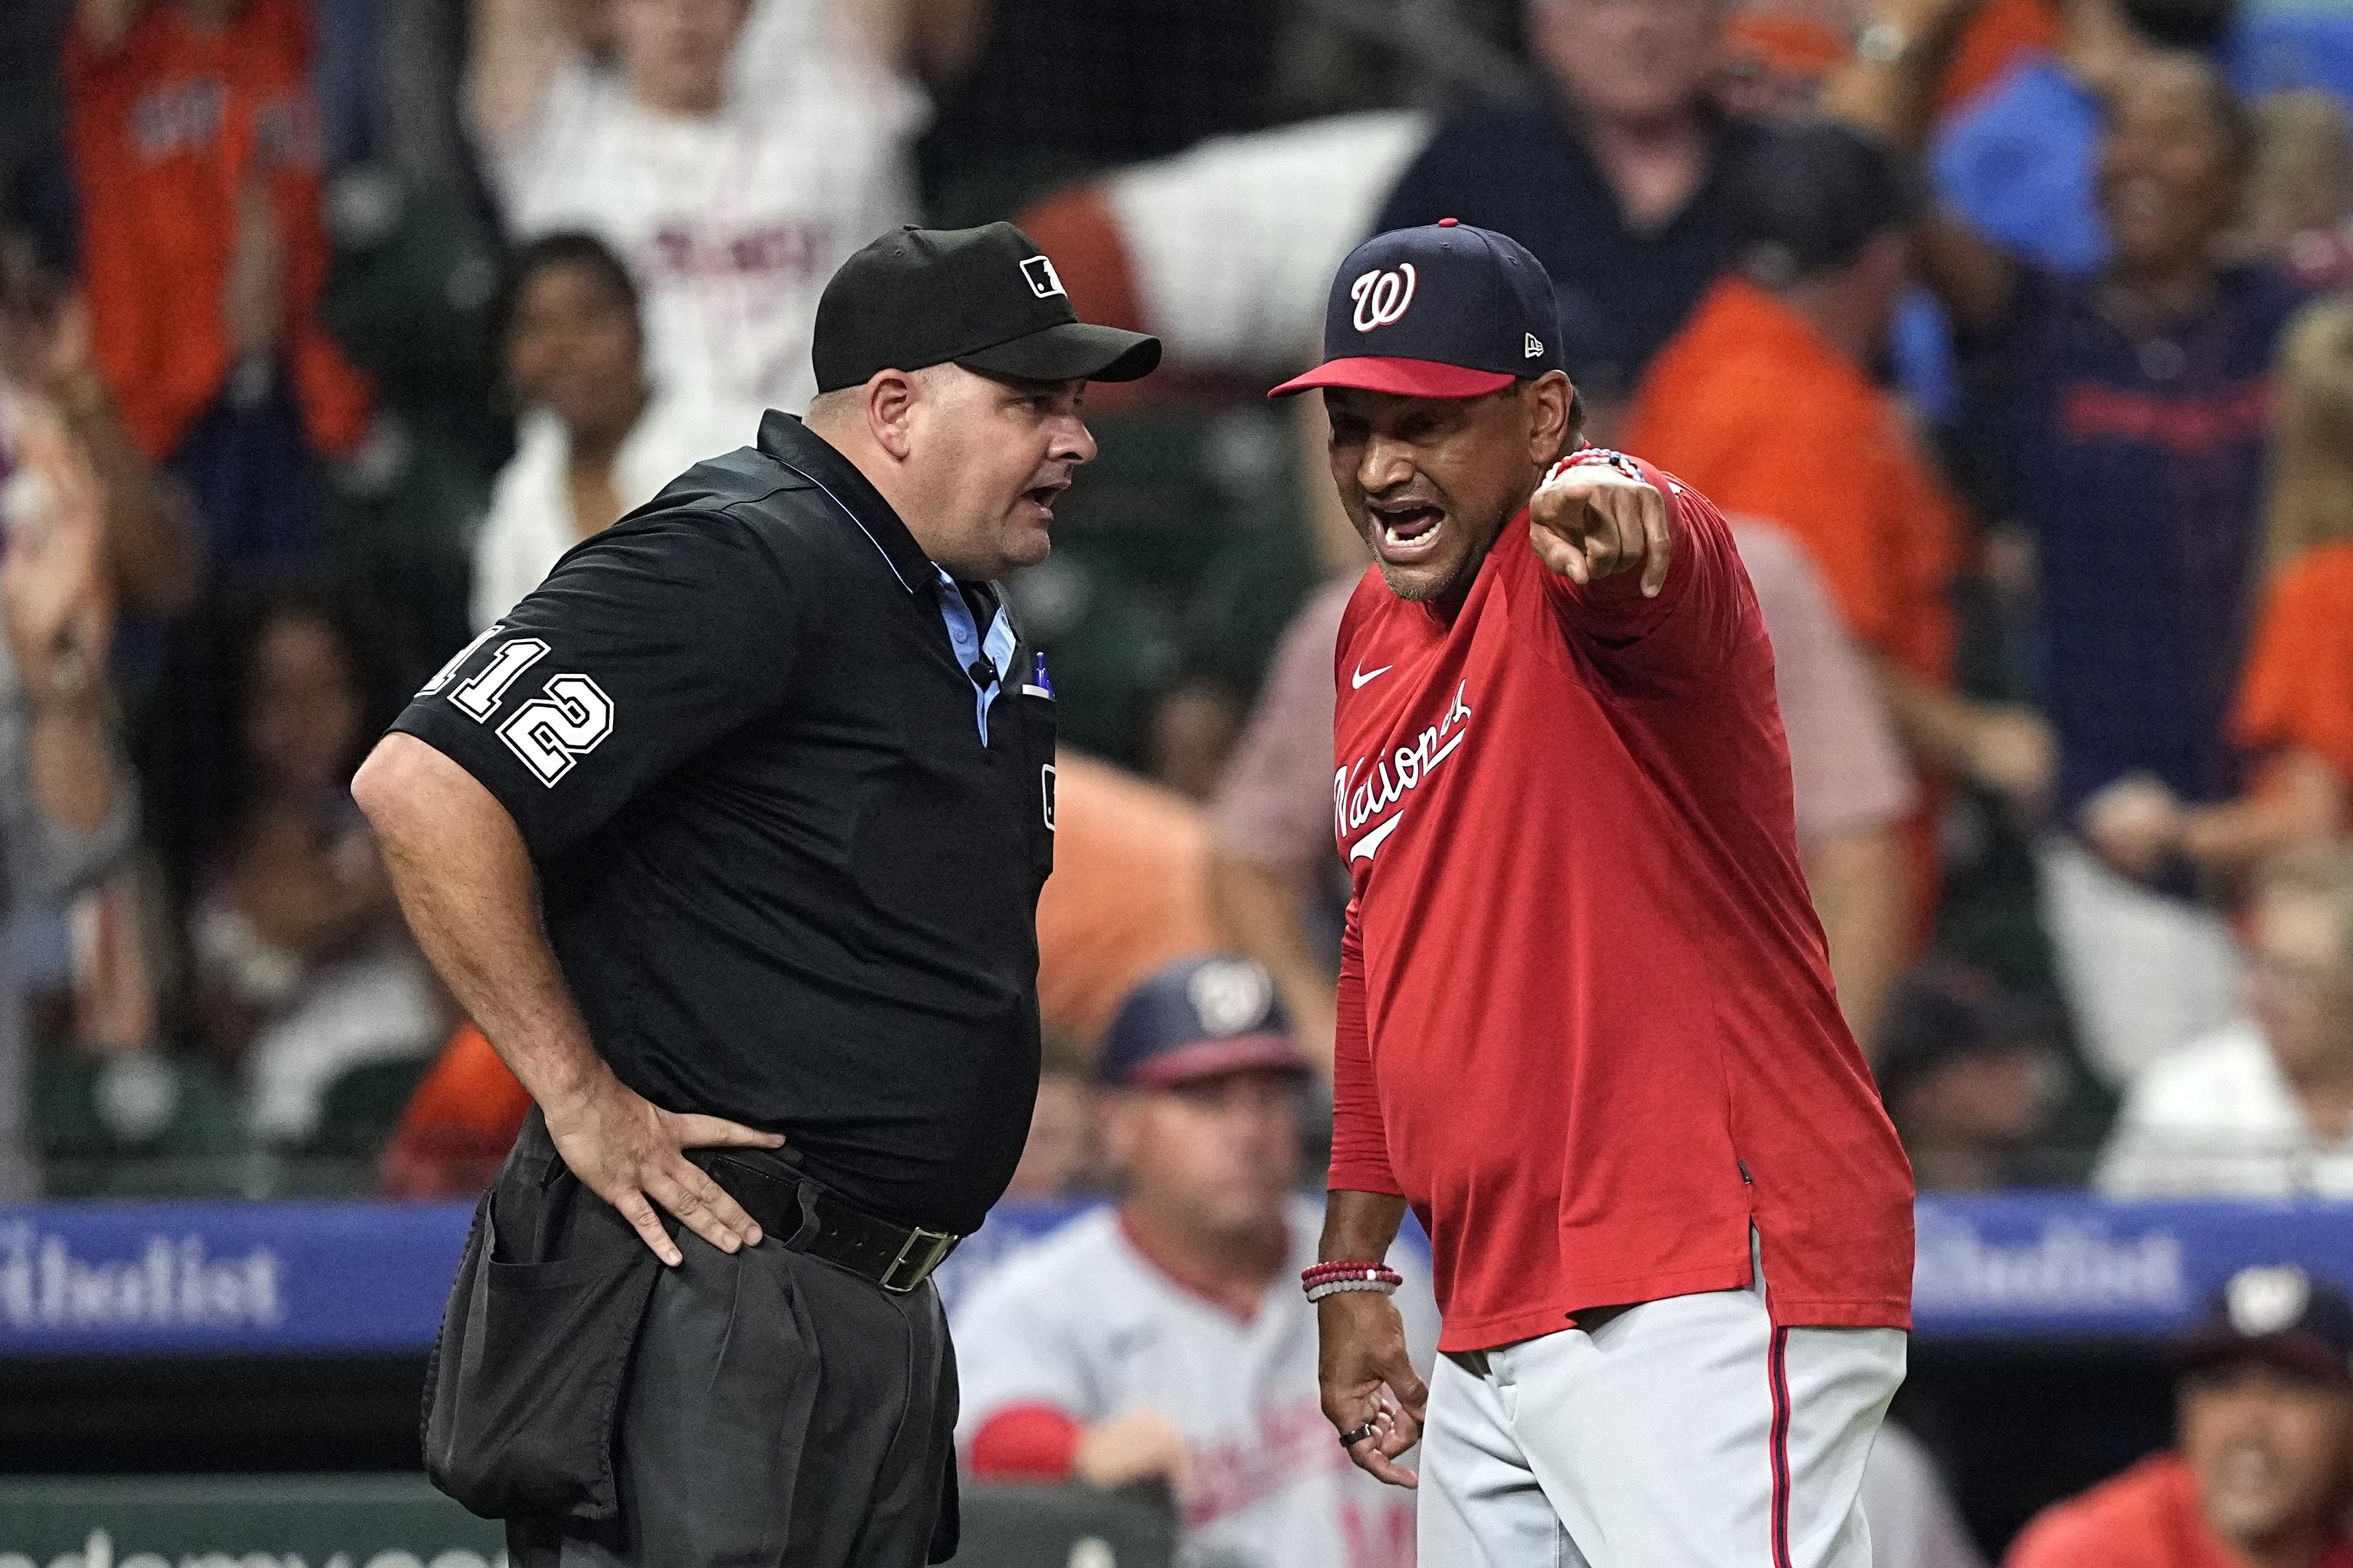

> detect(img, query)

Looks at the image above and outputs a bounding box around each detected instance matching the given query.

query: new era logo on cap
[1524,332,1543,358]
[1021,255,1065,299]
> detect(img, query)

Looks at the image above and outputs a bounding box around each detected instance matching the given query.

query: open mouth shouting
[1366,496,1447,566]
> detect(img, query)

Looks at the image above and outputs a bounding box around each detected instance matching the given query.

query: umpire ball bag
[423,1106,664,1523]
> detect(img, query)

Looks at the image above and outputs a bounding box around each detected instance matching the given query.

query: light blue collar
[931,566,1017,744]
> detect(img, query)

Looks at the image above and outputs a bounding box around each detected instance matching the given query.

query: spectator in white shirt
[2098,852,2353,1198]
[464,0,921,414]
[472,232,762,628]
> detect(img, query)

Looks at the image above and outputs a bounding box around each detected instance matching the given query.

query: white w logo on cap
[1350,265,1417,333]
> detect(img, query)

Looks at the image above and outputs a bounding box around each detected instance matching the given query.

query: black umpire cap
[813,222,1161,394]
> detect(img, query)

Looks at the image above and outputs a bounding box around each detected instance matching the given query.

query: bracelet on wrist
[1302,1260,1403,1302]
[1549,447,1644,487]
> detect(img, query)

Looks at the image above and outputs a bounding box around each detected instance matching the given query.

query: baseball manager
[353,222,1157,1565]
[1279,222,1916,1566]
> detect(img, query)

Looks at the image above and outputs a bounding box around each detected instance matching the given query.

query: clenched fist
[1529,457,1673,597]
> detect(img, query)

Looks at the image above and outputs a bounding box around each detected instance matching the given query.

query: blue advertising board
[5,1195,2352,1357]
[0,1201,475,1356]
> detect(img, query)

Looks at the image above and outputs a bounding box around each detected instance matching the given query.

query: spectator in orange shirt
[2006,1263,2353,1568]
[378,1020,531,1198]
[2083,295,2353,884]
[1031,750,1226,1047]
[65,0,372,568]
[1625,123,2055,923]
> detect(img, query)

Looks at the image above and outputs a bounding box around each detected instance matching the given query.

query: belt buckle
[879,1226,958,1294]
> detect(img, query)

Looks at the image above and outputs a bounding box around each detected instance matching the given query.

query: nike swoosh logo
[1351,663,1392,690]
[1349,816,1404,862]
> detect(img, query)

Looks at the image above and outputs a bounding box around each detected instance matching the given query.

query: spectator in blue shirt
[1934,0,2239,278]
[1886,0,2238,419]
[1834,43,2306,1088]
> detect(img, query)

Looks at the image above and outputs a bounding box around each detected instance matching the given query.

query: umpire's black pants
[506,1218,959,1568]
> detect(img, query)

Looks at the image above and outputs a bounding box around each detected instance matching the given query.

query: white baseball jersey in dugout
[953,1195,1438,1568]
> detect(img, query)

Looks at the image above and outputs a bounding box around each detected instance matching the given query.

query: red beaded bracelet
[1302,1261,1403,1301]
[1302,1261,1399,1283]
[1547,446,1643,486]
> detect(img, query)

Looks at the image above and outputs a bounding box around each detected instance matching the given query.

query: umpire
[353,222,1159,1566]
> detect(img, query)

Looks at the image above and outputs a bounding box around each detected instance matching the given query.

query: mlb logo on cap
[1271,219,1565,400]
[1021,255,1065,299]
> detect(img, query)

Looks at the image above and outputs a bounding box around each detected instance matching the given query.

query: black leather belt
[702,1155,961,1294]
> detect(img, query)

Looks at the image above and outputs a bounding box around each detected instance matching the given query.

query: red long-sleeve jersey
[1328,456,1914,1353]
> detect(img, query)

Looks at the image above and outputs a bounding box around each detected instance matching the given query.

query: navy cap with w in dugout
[2173,1264,2353,1389]
[1101,956,1315,1088]
[814,221,1162,392]
[1270,219,1565,400]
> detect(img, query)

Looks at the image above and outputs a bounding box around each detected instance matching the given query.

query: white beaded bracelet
[1305,1277,1401,1303]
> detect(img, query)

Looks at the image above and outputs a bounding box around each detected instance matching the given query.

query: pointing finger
[1530,509,1590,582]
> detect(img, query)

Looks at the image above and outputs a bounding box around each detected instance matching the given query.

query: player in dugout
[2005,1264,2353,1568]
[955,954,1438,1567]
[1277,221,1915,1565]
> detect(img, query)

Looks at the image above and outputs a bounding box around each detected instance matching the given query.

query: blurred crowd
[6,0,2353,1558]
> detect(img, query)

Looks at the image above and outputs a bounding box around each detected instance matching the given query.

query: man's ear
[867,369,919,460]
[1524,369,1573,466]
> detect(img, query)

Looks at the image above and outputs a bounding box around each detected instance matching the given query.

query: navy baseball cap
[1100,956,1312,1088]
[1269,219,1564,400]
[2173,1265,2353,1389]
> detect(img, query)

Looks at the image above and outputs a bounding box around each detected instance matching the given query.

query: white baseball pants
[1419,1236,1906,1567]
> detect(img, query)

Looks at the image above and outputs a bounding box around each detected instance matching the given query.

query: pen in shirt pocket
[1022,652,1055,700]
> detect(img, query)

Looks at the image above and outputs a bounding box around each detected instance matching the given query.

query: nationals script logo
[1335,681,1473,862]
[1350,265,1417,333]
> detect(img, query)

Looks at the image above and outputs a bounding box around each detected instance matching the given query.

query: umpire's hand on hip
[1318,1291,1428,1488]
[544,1067,787,1267]
[1529,461,1673,596]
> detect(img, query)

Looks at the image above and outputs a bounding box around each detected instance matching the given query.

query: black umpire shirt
[391,412,1055,1235]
